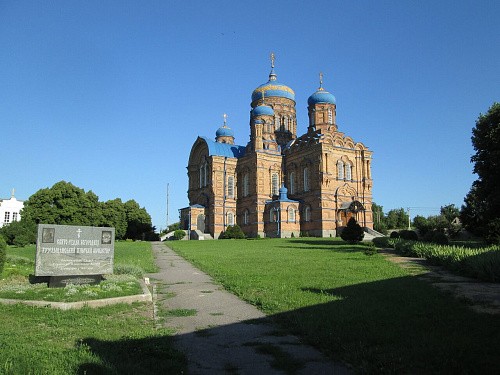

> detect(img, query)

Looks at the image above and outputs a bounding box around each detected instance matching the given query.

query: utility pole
[407,207,411,230]
[166,183,169,230]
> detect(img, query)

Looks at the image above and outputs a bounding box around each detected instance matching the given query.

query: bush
[219,225,245,239]
[340,218,364,243]
[0,236,6,276]
[173,230,186,240]
[423,230,449,245]
[400,230,419,241]
[390,231,401,239]
[364,242,377,256]
[485,218,500,245]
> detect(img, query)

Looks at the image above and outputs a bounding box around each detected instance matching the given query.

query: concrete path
[147,242,348,375]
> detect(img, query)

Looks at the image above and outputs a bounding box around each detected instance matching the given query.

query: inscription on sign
[35,224,115,277]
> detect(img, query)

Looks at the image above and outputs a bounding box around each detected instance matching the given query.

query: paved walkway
[147,242,348,375]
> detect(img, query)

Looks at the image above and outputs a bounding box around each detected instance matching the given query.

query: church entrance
[197,214,206,233]
[338,201,365,227]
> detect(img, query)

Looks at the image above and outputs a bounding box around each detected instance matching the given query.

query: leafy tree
[372,202,388,234]
[385,208,409,229]
[412,215,430,235]
[440,204,460,223]
[0,220,37,246]
[124,200,156,240]
[340,218,364,243]
[101,198,127,240]
[461,103,500,243]
[21,181,103,226]
[0,235,6,275]
[173,229,186,240]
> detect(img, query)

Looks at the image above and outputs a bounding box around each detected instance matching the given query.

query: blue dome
[252,81,295,102]
[308,89,336,106]
[252,105,274,117]
[216,125,234,138]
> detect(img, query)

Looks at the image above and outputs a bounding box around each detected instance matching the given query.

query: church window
[199,166,203,188]
[204,164,208,186]
[272,173,279,196]
[270,208,278,223]
[289,171,295,195]
[243,209,249,225]
[288,207,296,223]
[345,163,352,180]
[304,206,311,222]
[303,167,310,192]
[283,116,288,131]
[227,212,234,226]
[328,108,333,124]
[337,161,344,180]
[13,212,18,221]
[4,212,10,224]
[227,176,235,198]
[243,173,249,197]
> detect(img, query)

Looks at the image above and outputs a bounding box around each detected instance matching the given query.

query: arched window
[337,160,344,180]
[345,163,352,180]
[243,173,249,197]
[271,173,279,196]
[243,209,249,225]
[304,206,311,222]
[303,167,310,192]
[288,171,295,195]
[288,207,295,223]
[227,176,234,198]
[199,165,203,188]
[270,209,278,223]
[328,108,333,124]
[204,164,208,186]
[227,212,234,226]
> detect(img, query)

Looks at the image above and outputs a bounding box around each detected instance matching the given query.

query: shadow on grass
[78,275,500,374]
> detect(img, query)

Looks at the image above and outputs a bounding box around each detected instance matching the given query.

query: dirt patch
[380,249,500,314]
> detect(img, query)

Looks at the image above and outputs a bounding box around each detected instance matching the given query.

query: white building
[0,189,24,227]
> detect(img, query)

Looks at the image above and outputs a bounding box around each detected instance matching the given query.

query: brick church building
[180,56,373,239]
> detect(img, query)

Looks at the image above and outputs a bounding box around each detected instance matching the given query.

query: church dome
[251,104,274,117]
[252,79,295,102]
[216,125,234,138]
[308,89,336,106]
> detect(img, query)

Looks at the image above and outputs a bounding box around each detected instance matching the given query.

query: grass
[0,302,186,374]
[168,238,500,374]
[0,241,157,302]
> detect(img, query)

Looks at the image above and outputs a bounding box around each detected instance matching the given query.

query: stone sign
[35,224,115,277]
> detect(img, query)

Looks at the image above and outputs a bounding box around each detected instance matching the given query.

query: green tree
[440,204,460,223]
[461,103,500,243]
[372,202,388,234]
[219,225,245,239]
[0,220,37,246]
[412,215,430,235]
[21,181,103,226]
[0,236,6,275]
[101,198,127,240]
[340,218,364,243]
[385,208,409,229]
[124,200,156,240]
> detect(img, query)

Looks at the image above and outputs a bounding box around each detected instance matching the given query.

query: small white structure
[0,189,24,227]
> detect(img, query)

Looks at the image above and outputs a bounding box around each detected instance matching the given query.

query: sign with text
[35,224,115,276]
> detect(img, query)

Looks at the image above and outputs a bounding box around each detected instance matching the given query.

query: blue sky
[1,1,499,230]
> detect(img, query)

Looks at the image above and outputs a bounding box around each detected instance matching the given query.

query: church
[180,55,373,239]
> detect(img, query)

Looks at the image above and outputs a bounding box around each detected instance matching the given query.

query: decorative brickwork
[181,59,373,239]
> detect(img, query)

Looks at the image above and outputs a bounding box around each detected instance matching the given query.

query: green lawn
[169,238,500,374]
[0,241,186,374]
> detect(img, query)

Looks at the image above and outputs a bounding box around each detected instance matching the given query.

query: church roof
[251,104,274,117]
[251,55,295,103]
[216,125,234,138]
[308,89,336,106]
[199,136,246,158]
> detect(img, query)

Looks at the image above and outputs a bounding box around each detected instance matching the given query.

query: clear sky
[1,1,499,230]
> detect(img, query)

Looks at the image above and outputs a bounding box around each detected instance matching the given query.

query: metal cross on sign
[76,228,82,238]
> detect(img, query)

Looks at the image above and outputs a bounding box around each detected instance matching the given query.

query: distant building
[0,189,24,227]
[181,55,373,239]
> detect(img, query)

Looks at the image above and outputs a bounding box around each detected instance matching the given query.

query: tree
[385,208,409,229]
[124,200,156,240]
[440,204,460,223]
[461,103,500,243]
[101,198,127,240]
[372,202,388,234]
[0,220,37,246]
[219,225,245,239]
[21,181,103,226]
[340,218,364,243]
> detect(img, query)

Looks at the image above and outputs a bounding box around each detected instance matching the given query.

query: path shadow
[77,275,500,374]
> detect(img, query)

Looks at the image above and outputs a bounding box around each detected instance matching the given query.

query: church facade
[181,57,373,239]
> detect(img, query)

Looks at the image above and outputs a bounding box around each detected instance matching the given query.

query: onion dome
[216,125,234,138]
[251,53,295,102]
[251,104,274,117]
[308,72,336,106]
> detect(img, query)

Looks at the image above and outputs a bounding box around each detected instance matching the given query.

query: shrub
[424,230,449,245]
[400,230,419,241]
[0,236,6,275]
[364,242,377,256]
[173,230,186,240]
[485,218,500,245]
[340,218,364,243]
[219,225,245,239]
[390,231,401,239]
